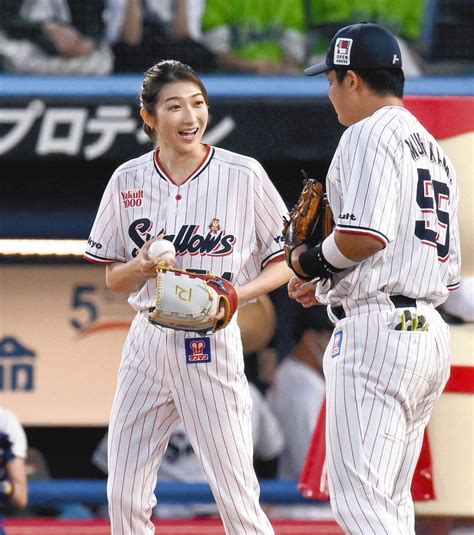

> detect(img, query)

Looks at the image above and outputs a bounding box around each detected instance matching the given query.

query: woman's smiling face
[152,80,209,154]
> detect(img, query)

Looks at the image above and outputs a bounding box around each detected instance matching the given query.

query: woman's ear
[140,107,156,130]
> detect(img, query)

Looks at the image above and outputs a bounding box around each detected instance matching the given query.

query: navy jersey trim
[447,281,460,291]
[261,249,285,269]
[84,252,118,264]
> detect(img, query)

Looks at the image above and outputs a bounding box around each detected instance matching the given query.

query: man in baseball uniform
[0,405,28,534]
[288,22,461,534]
[85,60,291,534]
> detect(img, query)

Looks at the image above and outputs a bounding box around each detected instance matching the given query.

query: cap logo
[334,38,353,66]
[392,54,400,65]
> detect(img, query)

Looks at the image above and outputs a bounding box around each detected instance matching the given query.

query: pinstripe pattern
[317,106,461,311]
[108,314,274,534]
[323,305,450,534]
[85,146,286,311]
[87,145,285,534]
[314,105,459,534]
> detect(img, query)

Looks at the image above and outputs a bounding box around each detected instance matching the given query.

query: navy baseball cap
[304,22,402,76]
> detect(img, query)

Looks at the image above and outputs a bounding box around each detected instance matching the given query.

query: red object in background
[299,401,435,501]
[404,96,474,140]
[444,366,474,393]
[299,400,329,501]
[299,364,474,502]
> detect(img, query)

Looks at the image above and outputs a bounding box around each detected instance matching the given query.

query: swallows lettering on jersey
[129,219,236,257]
[168,224,236,256]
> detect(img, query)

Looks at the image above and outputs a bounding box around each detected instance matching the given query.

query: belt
[330,295,417,321]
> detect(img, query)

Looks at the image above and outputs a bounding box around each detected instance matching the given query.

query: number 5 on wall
[70,285,98,331]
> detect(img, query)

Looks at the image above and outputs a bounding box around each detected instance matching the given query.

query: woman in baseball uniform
[85,60,291,535]
[288,23,461,535]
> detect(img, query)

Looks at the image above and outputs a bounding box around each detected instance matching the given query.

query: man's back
[323,105,461,309]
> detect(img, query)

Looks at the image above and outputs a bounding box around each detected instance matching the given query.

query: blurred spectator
[303,0,352,60]
[111,0,217,73]
[9,445,94,520]
[350,0,425,42]
[0,0,113,74]
[441,277,474,323]
[0,405,28,531]
[305,0,425,76]
[202,0,306,74]
[267,306,332,480]
[351,0,425,76]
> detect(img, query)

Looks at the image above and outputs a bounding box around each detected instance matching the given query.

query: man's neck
[353,95,404,124]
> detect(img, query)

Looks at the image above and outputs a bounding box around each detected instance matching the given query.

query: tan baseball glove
[148,265,239,334]
[282,173,333,275]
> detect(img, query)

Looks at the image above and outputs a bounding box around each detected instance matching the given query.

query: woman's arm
[236,259,293,302]
[105,238,173,293]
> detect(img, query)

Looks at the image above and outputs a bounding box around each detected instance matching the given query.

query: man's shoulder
[342,106,409,145]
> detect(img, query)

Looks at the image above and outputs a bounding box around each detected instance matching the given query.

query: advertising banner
[0,265,134,425]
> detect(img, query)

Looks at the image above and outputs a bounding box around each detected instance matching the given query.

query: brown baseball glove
[282,173,334,277]
[148,265,239,334]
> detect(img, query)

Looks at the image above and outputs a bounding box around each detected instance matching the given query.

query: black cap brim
[304,62,331,76]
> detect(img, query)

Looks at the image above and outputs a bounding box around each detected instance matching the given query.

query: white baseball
[148,239,176,259]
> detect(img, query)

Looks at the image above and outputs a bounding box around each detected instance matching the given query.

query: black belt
[331,295,417,321]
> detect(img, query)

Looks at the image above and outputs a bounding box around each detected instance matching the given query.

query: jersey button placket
[173,186,182,215]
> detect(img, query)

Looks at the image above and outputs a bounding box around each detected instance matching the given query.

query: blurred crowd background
[1,0,473,76]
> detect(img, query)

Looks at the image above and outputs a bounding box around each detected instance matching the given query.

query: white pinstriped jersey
[85,145,286,310]
[318,106,461,308]
[0,407,27,460]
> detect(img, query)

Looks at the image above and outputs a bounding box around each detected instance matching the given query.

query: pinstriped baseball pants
[107,312,274,535]
[323,304,450,534]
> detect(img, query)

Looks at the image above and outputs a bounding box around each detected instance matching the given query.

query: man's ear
[140,107,156,130]
[346,69,360,90]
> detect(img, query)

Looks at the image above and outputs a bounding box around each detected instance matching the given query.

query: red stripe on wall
[404,96,474,139]
[444,365,474,394]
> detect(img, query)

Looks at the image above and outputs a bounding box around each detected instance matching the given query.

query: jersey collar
[153,144,214,186]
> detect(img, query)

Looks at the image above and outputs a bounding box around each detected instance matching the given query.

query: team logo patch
[185,337,211,364]
[209,218,221,233]
[334,38,353,66]
[332,330,343,358]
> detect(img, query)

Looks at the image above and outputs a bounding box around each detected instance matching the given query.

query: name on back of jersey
[404,132,451,178]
